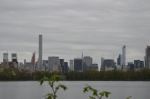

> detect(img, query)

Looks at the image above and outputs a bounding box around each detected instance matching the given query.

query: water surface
[0,81,149,99]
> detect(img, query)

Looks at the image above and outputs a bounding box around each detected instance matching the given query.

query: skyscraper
[31,52,35,71]
[83,56,92,71]
[74,58,83,71]
[38,34,42,70]
[70,59,74,71]
[117,54,121,66]
[145,46,150,69]
[122,45,126,66]
[48,56,60,72]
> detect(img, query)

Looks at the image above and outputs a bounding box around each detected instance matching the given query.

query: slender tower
[38,34,42,70]
[122,45,126,66]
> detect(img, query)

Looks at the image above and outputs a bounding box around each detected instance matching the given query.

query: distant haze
[0,0,150,65]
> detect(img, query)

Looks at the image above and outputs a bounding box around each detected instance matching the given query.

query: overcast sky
[0,0,150,66]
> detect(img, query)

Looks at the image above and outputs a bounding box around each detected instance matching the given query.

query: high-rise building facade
[101,57,105,71]
[83,56,92,71]
[60,59,64,72]
[145,46,150,69]
[31,52,35,71]
[134,60,144,69]
[122,45,126,66]
[2,53,9,68]
[101,58,115,71]
[48,56,60,72]
[74,58,82,71]
[11,53,17,61]
[117,54,121,66]
[3,53,8,62]
[64,62,69,72]
[11,53,18,68]
[38,34,42,70]
[70,60,74,71]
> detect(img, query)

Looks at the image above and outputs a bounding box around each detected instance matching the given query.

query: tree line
[0,68,150,81]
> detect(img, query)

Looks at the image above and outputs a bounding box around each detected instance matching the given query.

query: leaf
[83,87,88,93]
[89,96,96,99]
[40,76,48,85]
[45,93,54,99]
[126,96,131,99]
[58,84,68,91]
[100,92,104,96]
[93,89,98,96]
[50,75,61,82]
[103,91,111,98]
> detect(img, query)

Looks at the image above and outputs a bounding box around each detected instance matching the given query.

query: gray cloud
[0,0,150,66]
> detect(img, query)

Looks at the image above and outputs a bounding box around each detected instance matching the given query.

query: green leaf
[126,96,131,99]
[89,96,96,99]
[103,91,111,97]
[50,75,61,82]
[45,93,54,99]
[40,76,48,85]
[93,89,98,96]
[83,87,88,93]
[100,92,104,96]
[58,84,68,91]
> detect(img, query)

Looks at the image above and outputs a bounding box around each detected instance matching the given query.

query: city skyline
[0,0,150,65]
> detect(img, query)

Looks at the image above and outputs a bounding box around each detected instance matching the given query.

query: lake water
[0,81,149,99]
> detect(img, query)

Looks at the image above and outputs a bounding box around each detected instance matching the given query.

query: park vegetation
[0,68,150,81]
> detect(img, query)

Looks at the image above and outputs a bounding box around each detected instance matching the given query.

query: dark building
[134,60,144,69]
[128,62,134,70]
[11,53,18,68]
[43,60,48,70]
[60,59,64,72]
[74,58,82,71]
[117,54,121,66]
[145,46,150,69]
[91,64,98,71]
[101,59,115,71]
[64,62,68,72]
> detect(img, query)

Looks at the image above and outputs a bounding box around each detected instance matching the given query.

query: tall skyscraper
[145,46,150,69]
[122,45,126,66]
[74,58,83,71]
[38,34,42,70]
